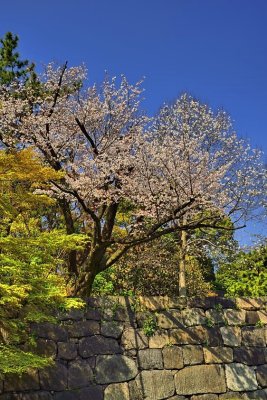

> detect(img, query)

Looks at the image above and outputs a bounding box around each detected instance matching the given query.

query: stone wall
[0,296,267,400]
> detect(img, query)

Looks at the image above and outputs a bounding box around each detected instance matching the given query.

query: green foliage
[0,32,35,85]
[0,345,52,378]
[0,149,86,377]
[216,244,267,297]
[142,314,158,337]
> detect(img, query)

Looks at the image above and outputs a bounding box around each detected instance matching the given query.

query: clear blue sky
[1,0,266,244]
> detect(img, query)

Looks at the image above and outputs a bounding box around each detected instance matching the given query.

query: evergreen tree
[0,32,35,85]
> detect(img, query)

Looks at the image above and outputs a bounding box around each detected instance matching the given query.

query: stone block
[79,335,122,357]
[258,310,267,324]
[85,308,102,320]
[101,321,124,339]
[191,395,218,400]
[59,308,85,321]
[168,296,188,309]
[2,393,53,400]
[225,363,258,391]
[35,338,57,357]
[241,389,267,399]
[4,369,39,391]
[121,327,148,350]
[256,364,267,387]
[95,355,138,384]
[31,322,68,342]
[204,347,233,363]
[175,364,226,395]
[187,297,217,309]
[206,309,225,325]
[162,346,183,369]
[245,311,260,325]
[234,346,267,365]
[182,345,204,365]
[58,341,77,360]
[223,309,246,325]
[236,297,264,310]
[219,393,243,399]
[220,326,241,346]
[169,326,208,345]
[68,359,94,389]
[138,296,169,311]
[65,320,100,337]
[157,310,183,329]
[206,327,223,346]
[128,380,143,400]
[242,327,265,346]
[78,386,104,400]
[149,330,170,348]
[39,362,68,391]
[136,370,175,399]
[137,349,163,369]
[181,308,206,326]
[104,383,130,400]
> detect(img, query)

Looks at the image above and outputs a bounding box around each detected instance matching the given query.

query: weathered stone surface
[157,310,183,329]
[236,297,263,310]
[136,370,175,399]
[54,386,104,400]
[191,395,218,400]
[138,296,169,311]
[68,359,94,389]
[174,365,226,395]
[137,349,163,369]
[39,363,67,391]
[128,380,143,400]
[168,296,188,309]
[205,309,225,325]
[59,308,85,321]
[78,386,104,400]
[242,327,265,346]
[4,370,39,391]
[65,320,100,337]
[85,308,102,320]
[220,326,241,346]
[234,346,267,365]
[170,326,208,345]
[246,310,260,325]
[58,341,77,360]
[79,335,122,357]
[223,309,246,325]
[162,346,183,369]
[31,322,68,341]
[218,392,243,399]
[258,310,267,324]
[168,396,186,400]
[256,364,267,387]
[95,355,138,384]
[181,308,206,326]
[104,383,130,400]
[101,321,124,339]
[241,389,267,399]
[35,338,57,357]
[225,363,258,391]
[149,330,170,348]
[204,347,233,363]
[121,327,148,350]
[187,297,217,310]
[206,327,223,346]
[182,345,203,365]
[1,393,52,400]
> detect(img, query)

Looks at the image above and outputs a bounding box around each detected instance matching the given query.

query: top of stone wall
[85,296,267,312]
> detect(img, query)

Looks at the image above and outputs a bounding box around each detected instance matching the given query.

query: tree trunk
[179,229,187,297]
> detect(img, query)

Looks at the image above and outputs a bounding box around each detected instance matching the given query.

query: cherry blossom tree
[0,64,265,296]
